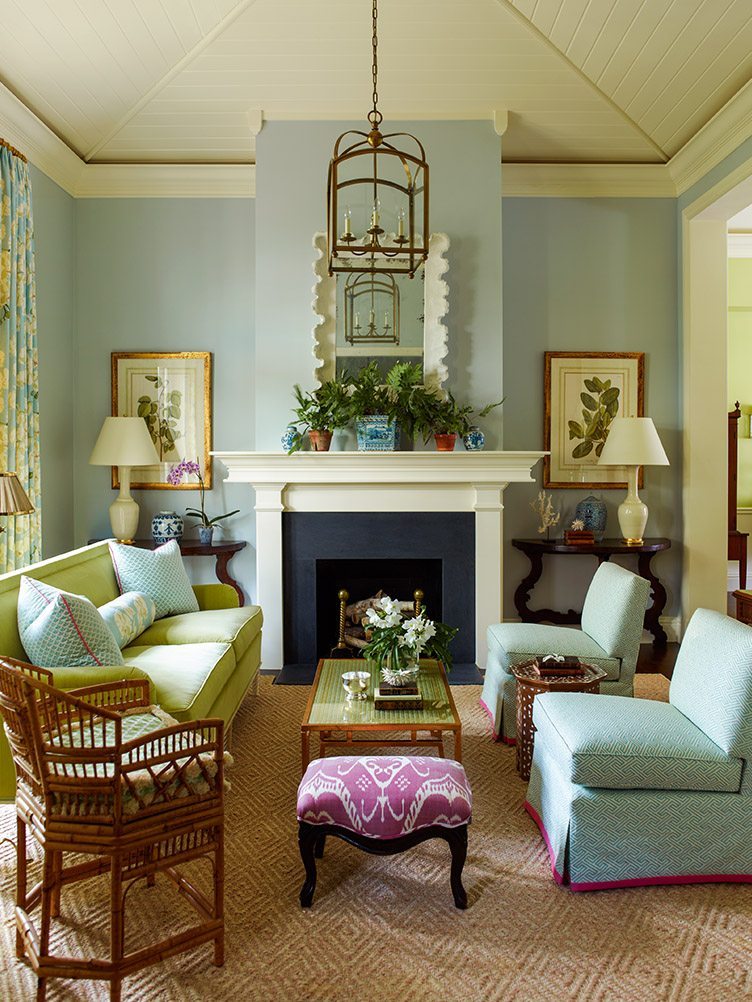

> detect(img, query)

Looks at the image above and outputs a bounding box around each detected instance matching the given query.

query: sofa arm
[48,664,155,701]
[192,583,240,610]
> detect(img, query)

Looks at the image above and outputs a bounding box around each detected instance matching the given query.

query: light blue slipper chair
[525,608,752,890]
[480,562,650,742]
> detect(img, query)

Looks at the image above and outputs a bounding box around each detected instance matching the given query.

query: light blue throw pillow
[17,576,125,668]
[109,540,199,620]
[99,591,157,649]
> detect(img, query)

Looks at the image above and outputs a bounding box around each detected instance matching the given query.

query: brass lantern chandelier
[327,0,429,278]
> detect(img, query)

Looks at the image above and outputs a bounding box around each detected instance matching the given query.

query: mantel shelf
[211,450,548,486]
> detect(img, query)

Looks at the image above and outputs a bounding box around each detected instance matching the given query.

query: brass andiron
[414,589,424,616]
[330,589,354,658]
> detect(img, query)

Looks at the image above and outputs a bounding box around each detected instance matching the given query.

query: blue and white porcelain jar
[462,426,485,451]
[574,495,607,541]
[151,510,184,545]
[281,424,301,454]
[355,415,400,451]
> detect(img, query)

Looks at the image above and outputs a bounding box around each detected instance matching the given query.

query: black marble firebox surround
[281,511,476,672]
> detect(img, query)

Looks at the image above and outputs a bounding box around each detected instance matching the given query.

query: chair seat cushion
[48,705,229,818]
[132,605,263,665]
[124,642,236,720]
[533,692,743,793]
[488,622,621,680]
[297,756,472,840]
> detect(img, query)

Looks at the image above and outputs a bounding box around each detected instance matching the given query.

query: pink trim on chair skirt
[524,801,752,891]
[478,697,516,746]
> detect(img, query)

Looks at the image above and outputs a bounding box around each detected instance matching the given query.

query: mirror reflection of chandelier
[344,272,400,345]
[326,0,429,278]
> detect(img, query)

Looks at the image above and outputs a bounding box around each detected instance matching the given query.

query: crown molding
[668,79,752,196]
[0,81,83,195]
[502,163,676,198]
[76,163,255,198]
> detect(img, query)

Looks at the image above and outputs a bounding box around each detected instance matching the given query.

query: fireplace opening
[315,557,442,660]
[282,512,475,668]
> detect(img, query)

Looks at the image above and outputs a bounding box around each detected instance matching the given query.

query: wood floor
[636,642,678,679]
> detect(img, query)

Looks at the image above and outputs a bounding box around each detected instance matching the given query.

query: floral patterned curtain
[0,142,41,571]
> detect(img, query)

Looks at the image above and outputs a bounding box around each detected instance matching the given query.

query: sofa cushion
[99,591,157,649]
[131,605,263,665]
[109,540,199,620]
[297,756,472,839]
[17,576,125,669]
[533,692,743,793]
[487,622,622,680]
[124,642,235,720]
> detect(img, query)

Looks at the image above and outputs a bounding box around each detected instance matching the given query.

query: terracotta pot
[309,429,333,451]
[434,433,457,452]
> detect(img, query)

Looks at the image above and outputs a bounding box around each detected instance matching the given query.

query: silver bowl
[342,670,370,700]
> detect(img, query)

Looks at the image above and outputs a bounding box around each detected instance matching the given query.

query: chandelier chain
[371,0,379,123]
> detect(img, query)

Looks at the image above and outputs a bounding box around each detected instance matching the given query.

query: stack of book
[374,683,423,711]
[564,529,595,545]
[526,656,587,677]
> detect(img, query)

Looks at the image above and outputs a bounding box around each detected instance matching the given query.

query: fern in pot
[289,377,350,451]
[346,361,400,451]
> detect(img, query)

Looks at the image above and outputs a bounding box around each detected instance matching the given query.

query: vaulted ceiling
[0,0,751,167]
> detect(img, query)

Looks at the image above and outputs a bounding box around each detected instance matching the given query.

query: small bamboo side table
[510,661,607,781]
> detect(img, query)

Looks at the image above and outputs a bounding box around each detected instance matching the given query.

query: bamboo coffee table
[301,658,462,773]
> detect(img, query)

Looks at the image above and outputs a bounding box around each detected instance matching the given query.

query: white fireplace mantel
[211,450,546,670]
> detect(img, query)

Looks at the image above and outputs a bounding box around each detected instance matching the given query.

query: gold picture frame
[544,351,645,489]
[111,352,212,490]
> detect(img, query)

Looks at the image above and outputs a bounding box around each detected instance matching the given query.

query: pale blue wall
[74,199,256,597]
[502,197,681,618]
[255,120,503,448]
[30,165,77,558]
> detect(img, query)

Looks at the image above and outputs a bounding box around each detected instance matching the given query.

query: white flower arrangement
[361,595,457,682]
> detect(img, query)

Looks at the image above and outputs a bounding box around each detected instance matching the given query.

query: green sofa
[0,540,263,800]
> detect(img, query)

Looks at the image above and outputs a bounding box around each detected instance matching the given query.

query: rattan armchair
[0,656,226,1002]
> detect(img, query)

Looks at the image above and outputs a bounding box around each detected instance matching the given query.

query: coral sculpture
[530,490,560,539]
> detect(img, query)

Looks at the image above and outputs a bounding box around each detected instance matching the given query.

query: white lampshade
[598,417,669,467]
[89,417,160,467]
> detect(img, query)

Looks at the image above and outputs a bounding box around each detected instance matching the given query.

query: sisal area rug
[1,675,750,1002]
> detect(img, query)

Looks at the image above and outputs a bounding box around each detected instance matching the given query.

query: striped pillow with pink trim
[17,576,124,669]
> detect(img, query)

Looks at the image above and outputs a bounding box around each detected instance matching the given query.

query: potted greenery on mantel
[289,377,350,452]
[285,360,503,453]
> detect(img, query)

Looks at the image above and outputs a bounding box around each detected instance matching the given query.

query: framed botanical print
[544,351,644,489]
[111,352,212,489]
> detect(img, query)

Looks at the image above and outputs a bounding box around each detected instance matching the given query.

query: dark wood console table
[512,537,671,648]
[90,538,247,606]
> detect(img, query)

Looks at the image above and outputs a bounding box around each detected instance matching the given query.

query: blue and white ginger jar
[281,425,301,454]
[151,510,184,544]
[574,495,607,540]
[462,426,485,451]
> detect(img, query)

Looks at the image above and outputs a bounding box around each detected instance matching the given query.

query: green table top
[304,658,459,729]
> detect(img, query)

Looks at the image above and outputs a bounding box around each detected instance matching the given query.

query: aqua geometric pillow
[98,591,157,649]
[17,576,125,668]
[108,540,199,620]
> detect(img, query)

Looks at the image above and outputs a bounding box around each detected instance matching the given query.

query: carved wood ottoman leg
[314,833,326,859]
[298,822,318,907]
[447,826,468,909]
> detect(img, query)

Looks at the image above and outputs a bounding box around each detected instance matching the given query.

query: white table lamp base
[109,466,139,542]
[617,465,648,546]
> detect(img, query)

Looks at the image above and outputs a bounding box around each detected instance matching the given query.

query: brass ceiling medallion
[327,0,429,278]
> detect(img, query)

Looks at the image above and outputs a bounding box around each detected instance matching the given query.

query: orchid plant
[167,458,239,529]
[361,595,458,675]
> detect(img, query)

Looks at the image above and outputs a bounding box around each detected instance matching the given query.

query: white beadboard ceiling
[0,0,750,166]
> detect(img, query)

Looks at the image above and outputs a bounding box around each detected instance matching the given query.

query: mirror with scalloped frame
[311,232,449,392]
